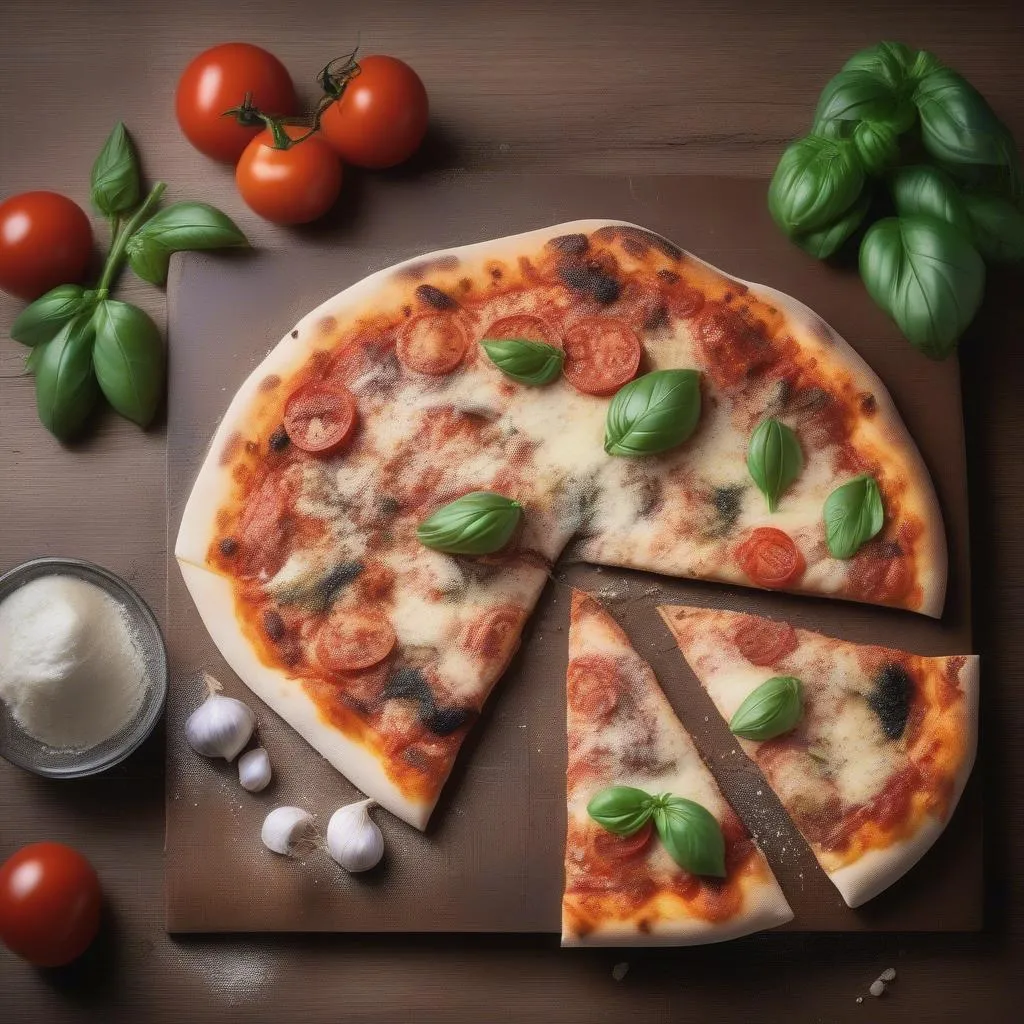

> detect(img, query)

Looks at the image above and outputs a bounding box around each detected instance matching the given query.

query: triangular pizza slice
[562,591,793,945]
[658,605,978,907]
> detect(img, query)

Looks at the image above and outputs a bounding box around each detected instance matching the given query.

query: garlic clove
[261,806,315,856]
[185,673,255,762]
[326,798,385,873]
[238,747,272,792]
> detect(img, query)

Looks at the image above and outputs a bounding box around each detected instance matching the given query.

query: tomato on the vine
[319,55,429,169]
[0,842,102,967]
[176,43,298,163]
[235,126,343,225]
[0,192,93,301]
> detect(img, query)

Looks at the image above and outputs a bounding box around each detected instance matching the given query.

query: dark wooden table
[1,1,1022,1019]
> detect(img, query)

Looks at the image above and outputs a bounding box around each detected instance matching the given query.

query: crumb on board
[869,980,886,998]
[880,968,897,982]
[612,962,629,981]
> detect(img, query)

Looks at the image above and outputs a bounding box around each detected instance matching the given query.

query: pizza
[562,590,792,945]
[658,605,978,907]
[175,218,946,830]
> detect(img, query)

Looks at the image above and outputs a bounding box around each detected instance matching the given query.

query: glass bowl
[0,557,167,778]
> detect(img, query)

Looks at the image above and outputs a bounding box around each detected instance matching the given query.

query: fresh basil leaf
[481,337,564,385]
[840,41,918,92]
[652,797,726,877]
[90,122,141,216]
[729,676,804,741]
[813,70,914,136]
[961,191,1024,263]
[10,285,91,347]
[794,191,872,259]
[416,491,522,555]
[35,317,100,440]
[907,49,944,83]
[25,343,46,375]
[587,786,655,836]
[126,202,248,285]
[859,215,985,358]
[91,300,165,427]
[853,120,901,176]
[747,418,803,513]
[890,165,973,237]
[604,369,701,457]
[823,475,885,559]
[768,135,866,236]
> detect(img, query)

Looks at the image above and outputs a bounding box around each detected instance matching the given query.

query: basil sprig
[604,369,701,457]
[823,474,884,558]
[729,676,804,741]
[417,491,522,555]
[481,337,564,386]
[587,785,726,877]
[747,418,803,512]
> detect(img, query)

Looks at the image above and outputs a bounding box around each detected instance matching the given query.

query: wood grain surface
[1,0,1022,1020]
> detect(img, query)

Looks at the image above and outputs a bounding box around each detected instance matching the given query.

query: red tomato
[735,527,806,589]
[176,43,297,163]
[0,842,102,967]
[733,616,799,667]
[563,318,642,396]
[319,55,429,169]
[0,192,93,301]
[316,613,396,672]
[397,314,468,375]
[283,382,357,452]
[566,654,621,720]
[593,820,653,861]
[483,315,560,348]
[236,126,343,225]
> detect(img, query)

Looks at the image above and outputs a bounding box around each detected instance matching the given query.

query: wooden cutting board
[165,173,979,933]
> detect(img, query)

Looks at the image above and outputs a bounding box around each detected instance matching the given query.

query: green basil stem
[96,181,167,294]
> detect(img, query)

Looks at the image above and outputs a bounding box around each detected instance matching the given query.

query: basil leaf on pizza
[823,474,885,559]
[729,676,803,741]
[652,796,726,877]
[587,786,655,836]
[416,491,522,555]
[604,369,701,456]
[747,418,803,512]
[481,337,564,385]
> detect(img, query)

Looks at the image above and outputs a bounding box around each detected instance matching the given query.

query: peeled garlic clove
[261,806,315,856]
[185,673,255,761]
[238,747,272,792]
[327,798,384,873]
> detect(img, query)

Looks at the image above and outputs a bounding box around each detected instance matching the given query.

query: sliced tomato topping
[397,314,468,375]
[593,820,653,861]
[733,615,799,667]
[562,317,642,396]
[482,314,560,348]
[735,527,805,589]
[461,604,525,669]
[566,654,621,719]
[315,613,396,673]
[283,383,357,454]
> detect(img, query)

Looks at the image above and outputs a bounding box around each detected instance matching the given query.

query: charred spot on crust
[593,226,617,243]
[219,432,243,466]
[868,662,913,740]
[421,704,473,736]
[383,666,433,706]
[548,233,589,255]
[218,537,238,557]
[489,266,503,281]
[268,425,289,451]
[399,254,460,281]
[860,392,878,416]
[258,374,281,393]
[458,277,473,293]
[318,316,337,336]
[262,609,286,642]
[620,226,683,261]
[291,329,299,339]
[711,484,745,535]
[621,235,648,258]
[416,283,458,310]
[657,268,681,285]
[643,303,671,331]
[558,262,621,304]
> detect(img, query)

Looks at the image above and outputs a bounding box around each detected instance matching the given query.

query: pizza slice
[658,605,978,907]
[562,591,793,945]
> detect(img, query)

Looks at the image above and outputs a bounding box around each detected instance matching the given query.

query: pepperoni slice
[283,383,357,454]
[733,616,799,667]
[483,314,560,348]
[735,527,806,589]
[593,820,653,861]
[562,318,642,396]
[567,654,621,719]
[315,613,396,673]
[397,314,468,375]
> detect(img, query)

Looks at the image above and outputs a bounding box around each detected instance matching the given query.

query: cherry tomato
[316,613,396,672]
[283,382,357,453]
[735,527,806,589]
[566,654,621,719]
[236,126,343,225]
[483,315,560,348]
[0,842,102,967]
[176,43,297,163]
[397,314,468,375]
[319,55,429,169]
[0,192,93,301]
[563,318,642,396]
[733,616,799,667]
[594,820,654,861]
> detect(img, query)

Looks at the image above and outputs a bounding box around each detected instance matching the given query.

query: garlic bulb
[327,798,384,873]
[185,673,255,761]
[261,806,315,856]
[238,747,272,792]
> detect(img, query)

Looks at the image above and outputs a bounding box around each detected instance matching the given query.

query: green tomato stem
[96,181,167,293]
